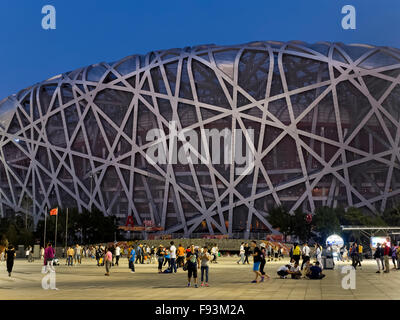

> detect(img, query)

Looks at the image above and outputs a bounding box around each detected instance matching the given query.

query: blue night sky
[0,0,399,99]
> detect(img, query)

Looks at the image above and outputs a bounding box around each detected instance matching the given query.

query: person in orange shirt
[176,244,185,268]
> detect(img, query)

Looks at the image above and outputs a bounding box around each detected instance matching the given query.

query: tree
[267,206,293,242]
[291,208,312,243]
[313,206,341,243]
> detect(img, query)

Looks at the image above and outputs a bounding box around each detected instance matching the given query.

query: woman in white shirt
[315,243,322,269]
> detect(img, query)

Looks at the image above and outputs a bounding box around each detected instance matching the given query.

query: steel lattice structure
[1,40,400,238]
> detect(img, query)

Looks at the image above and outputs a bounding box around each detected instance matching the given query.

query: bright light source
[326,234,344,247]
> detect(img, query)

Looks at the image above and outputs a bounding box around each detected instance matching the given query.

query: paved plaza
[1,256,400,300]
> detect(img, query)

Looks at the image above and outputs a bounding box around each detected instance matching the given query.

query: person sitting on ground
[301,260,312,279]
[289,261,302,279]
[307,261,325,279]
[277,264,292,279]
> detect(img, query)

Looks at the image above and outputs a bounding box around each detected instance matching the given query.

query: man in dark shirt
[250,241,263,283]
[186,245,200,288]
[307,261,325,279]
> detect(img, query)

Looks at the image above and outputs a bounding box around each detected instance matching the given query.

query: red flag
[50,208,58,216]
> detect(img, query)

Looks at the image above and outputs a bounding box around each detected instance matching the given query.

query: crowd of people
[3,239,400,288]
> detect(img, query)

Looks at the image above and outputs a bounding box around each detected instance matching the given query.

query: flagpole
[44,205,47,247]
[54,208,58,254]
[65,208,68,251]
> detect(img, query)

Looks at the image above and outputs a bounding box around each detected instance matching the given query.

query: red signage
[125,215,135,227]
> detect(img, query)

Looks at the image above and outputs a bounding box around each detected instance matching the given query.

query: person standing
[67,246,74,266]
[129,246,135,273]
[301,243,310,270]
[95,246,102,266]
[186,245,200,287]
[200,246,211,287]
[292,243,301,265]
[343,246,349,262]
[163,247,171,271]
[44,243,55,273]
[140,244,145,264]
[391,244,397,269]
[358,243,363,263]
[25,247,30,261]
[5,245,16,277]
[169,241,177,273]
[75,244,82,265]
[210,245,217,264]
[104,247,112,276]
[267,243,272,262]
[397,246,400,270]
[259,243,270,281]
[237,242,245,264]
[115,245,121,266]
[157,245,165,273]
[351,243,360,269]
[135,244,142,264]
[244,243,250,264]
[176,244,185,268]
[315,243,322,268]
[250,241,263,283]
[374,243,383,273]
[383,243,390,273]
[40,247,45,261]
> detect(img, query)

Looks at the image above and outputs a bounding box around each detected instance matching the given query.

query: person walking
[250,241,263,284]
[104,247,112,276]
[129,246,135,273]
[25,246,30,261]
[237,242,245,264]
[5,245,16,277]
[186,244,200,287]
[169,241,177,273]
[28,246,34,262]
[244,243,250,264]
[350,243,359,269]
[115,245,121,266]
[200,246,211,287]
[301,243,310,270]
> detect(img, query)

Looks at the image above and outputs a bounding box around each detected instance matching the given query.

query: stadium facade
[0,40,400,238]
